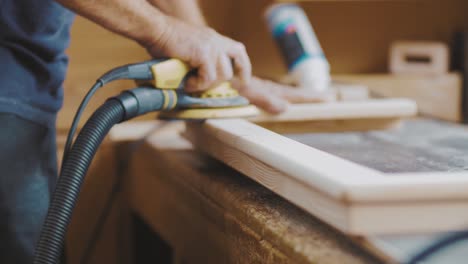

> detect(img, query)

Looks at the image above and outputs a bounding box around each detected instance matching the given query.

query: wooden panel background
[231,0,468,77]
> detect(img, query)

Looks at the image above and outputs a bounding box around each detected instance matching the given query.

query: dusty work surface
[286,118,468,173]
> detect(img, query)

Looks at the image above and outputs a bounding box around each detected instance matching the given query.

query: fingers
[243,89,289,114]
[187,54,236,92]
[231,76,337,114]
[197,42,250,91]
[195,55,217,91]
[184,75,199,92]
[226,41,252,84]
[219,54,234,81]
[259,80,336,103]
[231,77,288,114]
[185,30,251,92]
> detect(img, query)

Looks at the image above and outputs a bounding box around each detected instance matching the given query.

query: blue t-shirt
[0,0,74,126]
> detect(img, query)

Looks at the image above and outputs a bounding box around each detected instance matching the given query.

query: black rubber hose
[33,99,125,264]
[407,230,468,264]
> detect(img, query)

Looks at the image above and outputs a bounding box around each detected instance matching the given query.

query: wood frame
[183,101,468,235]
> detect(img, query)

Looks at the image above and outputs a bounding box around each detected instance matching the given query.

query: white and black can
[265,4,330,91]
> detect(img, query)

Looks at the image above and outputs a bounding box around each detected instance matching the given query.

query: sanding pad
[158,105,259,120]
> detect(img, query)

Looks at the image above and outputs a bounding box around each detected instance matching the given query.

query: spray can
[264,4,331,92]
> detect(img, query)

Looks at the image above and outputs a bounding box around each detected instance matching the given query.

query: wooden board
[249,98,416,133]
[251,99,416,122]
[184,118,468,235]
[334,73,463,122]
[255,118,402,134]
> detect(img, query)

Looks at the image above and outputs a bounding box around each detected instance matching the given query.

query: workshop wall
[228,0,468,78]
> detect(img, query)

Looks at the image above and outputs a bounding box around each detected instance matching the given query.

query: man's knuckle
[220,69,233,80]
[206,28,216,34]
[197,51,212,65]
[226,70,234,79]
[203,70,216,83]
[235,43,247,53]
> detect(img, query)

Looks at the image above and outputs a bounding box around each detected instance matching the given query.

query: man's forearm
[55,0,169,46]
[57,0,255,103]
[147,0,206,26]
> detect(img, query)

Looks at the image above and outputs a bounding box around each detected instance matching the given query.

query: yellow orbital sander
[33,58,260,264]
[135,58,259,120]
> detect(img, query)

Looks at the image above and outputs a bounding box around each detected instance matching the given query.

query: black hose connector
[116,87,166,120]
[34,99,125,264]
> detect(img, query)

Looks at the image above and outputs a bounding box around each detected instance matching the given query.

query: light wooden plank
[187,119,386,199]
[256,118,401,134]
[187,119,468,202]
[350,202,468,235]
[184,119,468,234]
[346,172,468,202]
[250,99,417,123]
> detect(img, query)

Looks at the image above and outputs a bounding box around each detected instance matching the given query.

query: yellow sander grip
[150,59,191,89]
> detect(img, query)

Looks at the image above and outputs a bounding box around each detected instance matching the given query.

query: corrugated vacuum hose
[33,99,125,264]
[33,87,166,264]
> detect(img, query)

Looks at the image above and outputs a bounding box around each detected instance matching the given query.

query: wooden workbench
[120,118,468,263]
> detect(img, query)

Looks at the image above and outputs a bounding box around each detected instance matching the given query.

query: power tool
[131,58,259,119]
[33,58,259,264]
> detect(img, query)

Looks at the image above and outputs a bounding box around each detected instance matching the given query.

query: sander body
[133,58,259,119]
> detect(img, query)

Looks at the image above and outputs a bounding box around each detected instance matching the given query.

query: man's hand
[232,77,335,114]
[145,0,253,92]
[144,18,251,92]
